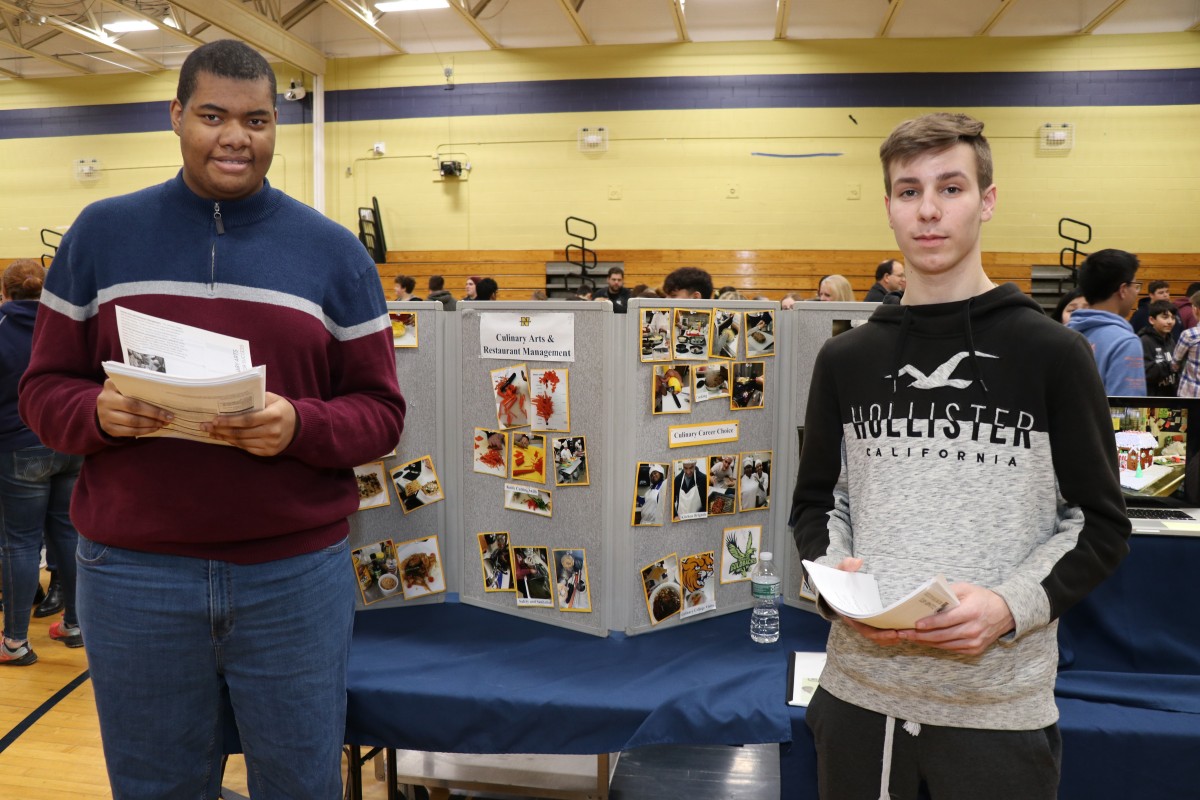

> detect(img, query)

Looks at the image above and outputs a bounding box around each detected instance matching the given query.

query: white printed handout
[800,560,960,629]
[103,307,265,446]
[115,306,253,377]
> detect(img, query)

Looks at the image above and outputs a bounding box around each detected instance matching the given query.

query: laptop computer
[1108,397,1200,536]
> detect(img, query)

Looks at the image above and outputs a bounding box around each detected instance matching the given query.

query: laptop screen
[1107,397,1199,507]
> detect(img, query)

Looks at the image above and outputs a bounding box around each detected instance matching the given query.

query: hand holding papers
[101,307,265,446]
[801,560,959,630]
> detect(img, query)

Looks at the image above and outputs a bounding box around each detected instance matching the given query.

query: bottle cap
[760,552,773,561]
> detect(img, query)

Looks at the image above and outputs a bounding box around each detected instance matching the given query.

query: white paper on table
[115,306,253,377]
[787,652,827,707]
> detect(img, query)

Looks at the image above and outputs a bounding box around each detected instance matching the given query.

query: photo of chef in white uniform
[738,450,772,512]
[672,457,709,522]
[632,462,669,527]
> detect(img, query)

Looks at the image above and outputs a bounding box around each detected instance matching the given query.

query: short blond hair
[819,274,854,302]
[880,112,993,195]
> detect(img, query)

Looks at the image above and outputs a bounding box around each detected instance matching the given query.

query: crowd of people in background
[1048,249,1200,398]
[392,256,1199,398]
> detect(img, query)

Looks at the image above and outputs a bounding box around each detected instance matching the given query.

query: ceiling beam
[1079,0,1130,34]
[668,0,688,43]
[0,1,150,70]
[282,0,325,29]
[877,0,905,38]
[167,0,328,75]
[774,0,791,40]
[976,0,1017,36]
[322,0,406,53]
[0,18,92,74]
[448,0,502,49]
[47,18,165,69]
[109,0,205,46]
[553,0,592,45]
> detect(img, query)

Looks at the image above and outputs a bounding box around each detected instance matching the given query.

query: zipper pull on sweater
[213,202,224,235]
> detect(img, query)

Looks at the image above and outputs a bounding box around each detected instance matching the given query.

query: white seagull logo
[887,351,998,389]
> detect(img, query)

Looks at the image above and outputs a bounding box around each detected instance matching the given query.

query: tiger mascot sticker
[679,551,716,619]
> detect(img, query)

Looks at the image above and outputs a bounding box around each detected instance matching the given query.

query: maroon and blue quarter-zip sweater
[19,173,406,564]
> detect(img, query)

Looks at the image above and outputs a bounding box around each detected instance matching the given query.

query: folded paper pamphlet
[787,651,827,707]
[800,560,959,630]
[102,307,265,445]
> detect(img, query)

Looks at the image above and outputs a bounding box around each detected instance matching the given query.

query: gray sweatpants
[806,687,1062,800]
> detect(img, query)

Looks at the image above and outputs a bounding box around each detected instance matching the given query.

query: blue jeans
[0,445,83,641]
[77,534,356,800]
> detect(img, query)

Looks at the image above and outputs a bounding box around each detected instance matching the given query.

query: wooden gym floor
[2,573,779,800]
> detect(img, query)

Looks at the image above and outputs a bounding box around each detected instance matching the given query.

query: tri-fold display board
[347,298,877,637]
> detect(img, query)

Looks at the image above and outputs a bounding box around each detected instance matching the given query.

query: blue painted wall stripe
[2,69,1197,140]
[0,95,309,140]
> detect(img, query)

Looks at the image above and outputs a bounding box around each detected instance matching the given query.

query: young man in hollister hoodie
[791,113,1130,800]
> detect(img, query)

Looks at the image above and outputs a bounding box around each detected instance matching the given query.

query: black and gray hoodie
[791,283,1130,730]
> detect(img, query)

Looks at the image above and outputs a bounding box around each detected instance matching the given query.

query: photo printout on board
[710,309,741,360]
[552,436,589,487]
[478,532,513,592]
[640,308,673,362]
[491,364,531,429]
[632,461,669,526]
[530,367,570,431]
[554,548,591,612]
[652,364,692,414]
[512,545,554,607]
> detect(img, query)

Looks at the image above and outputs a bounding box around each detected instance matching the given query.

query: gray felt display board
[619,299,782,636]
[777,301,879,610]
[350,301,452,611]
[455,301,614,637]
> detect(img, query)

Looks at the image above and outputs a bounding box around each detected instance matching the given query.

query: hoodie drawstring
[889,307,913,393]
[879,716,923,799]
[961,298,990,398]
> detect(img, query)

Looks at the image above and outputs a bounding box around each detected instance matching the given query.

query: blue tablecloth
[345,533,1200,800]
[346,600,830,758]
[779,533,1200,800]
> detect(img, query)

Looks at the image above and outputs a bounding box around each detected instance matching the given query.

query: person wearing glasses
[1066,249,1147,396]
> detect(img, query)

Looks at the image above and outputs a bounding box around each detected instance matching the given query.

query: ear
[884,193,894,230]
[169,98,183,136]
[980,183,997,222]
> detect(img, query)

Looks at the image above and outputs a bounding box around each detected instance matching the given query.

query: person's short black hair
[428,275,445,291]
[399,276,416,294]
[177,40,277,110]
[1051,288,1084,324]
[875,259,899,282]
[606,266,624,277]
[1185,282,1200,297]
[1147,280,1169,295]
[1077,249,1139,305]
[1147,300,1176,319]
[475,277,499,300]
[663,267,714,300]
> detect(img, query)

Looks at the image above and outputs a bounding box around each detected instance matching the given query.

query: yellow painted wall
[0,68,311,258]
[324,33,1200,254]
[1,34,1197,256]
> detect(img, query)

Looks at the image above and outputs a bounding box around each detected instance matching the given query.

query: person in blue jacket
[0,260,84,666]
[1067,249,1147,396]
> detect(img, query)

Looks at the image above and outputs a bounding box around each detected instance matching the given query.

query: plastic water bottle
[750,552,781,643]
